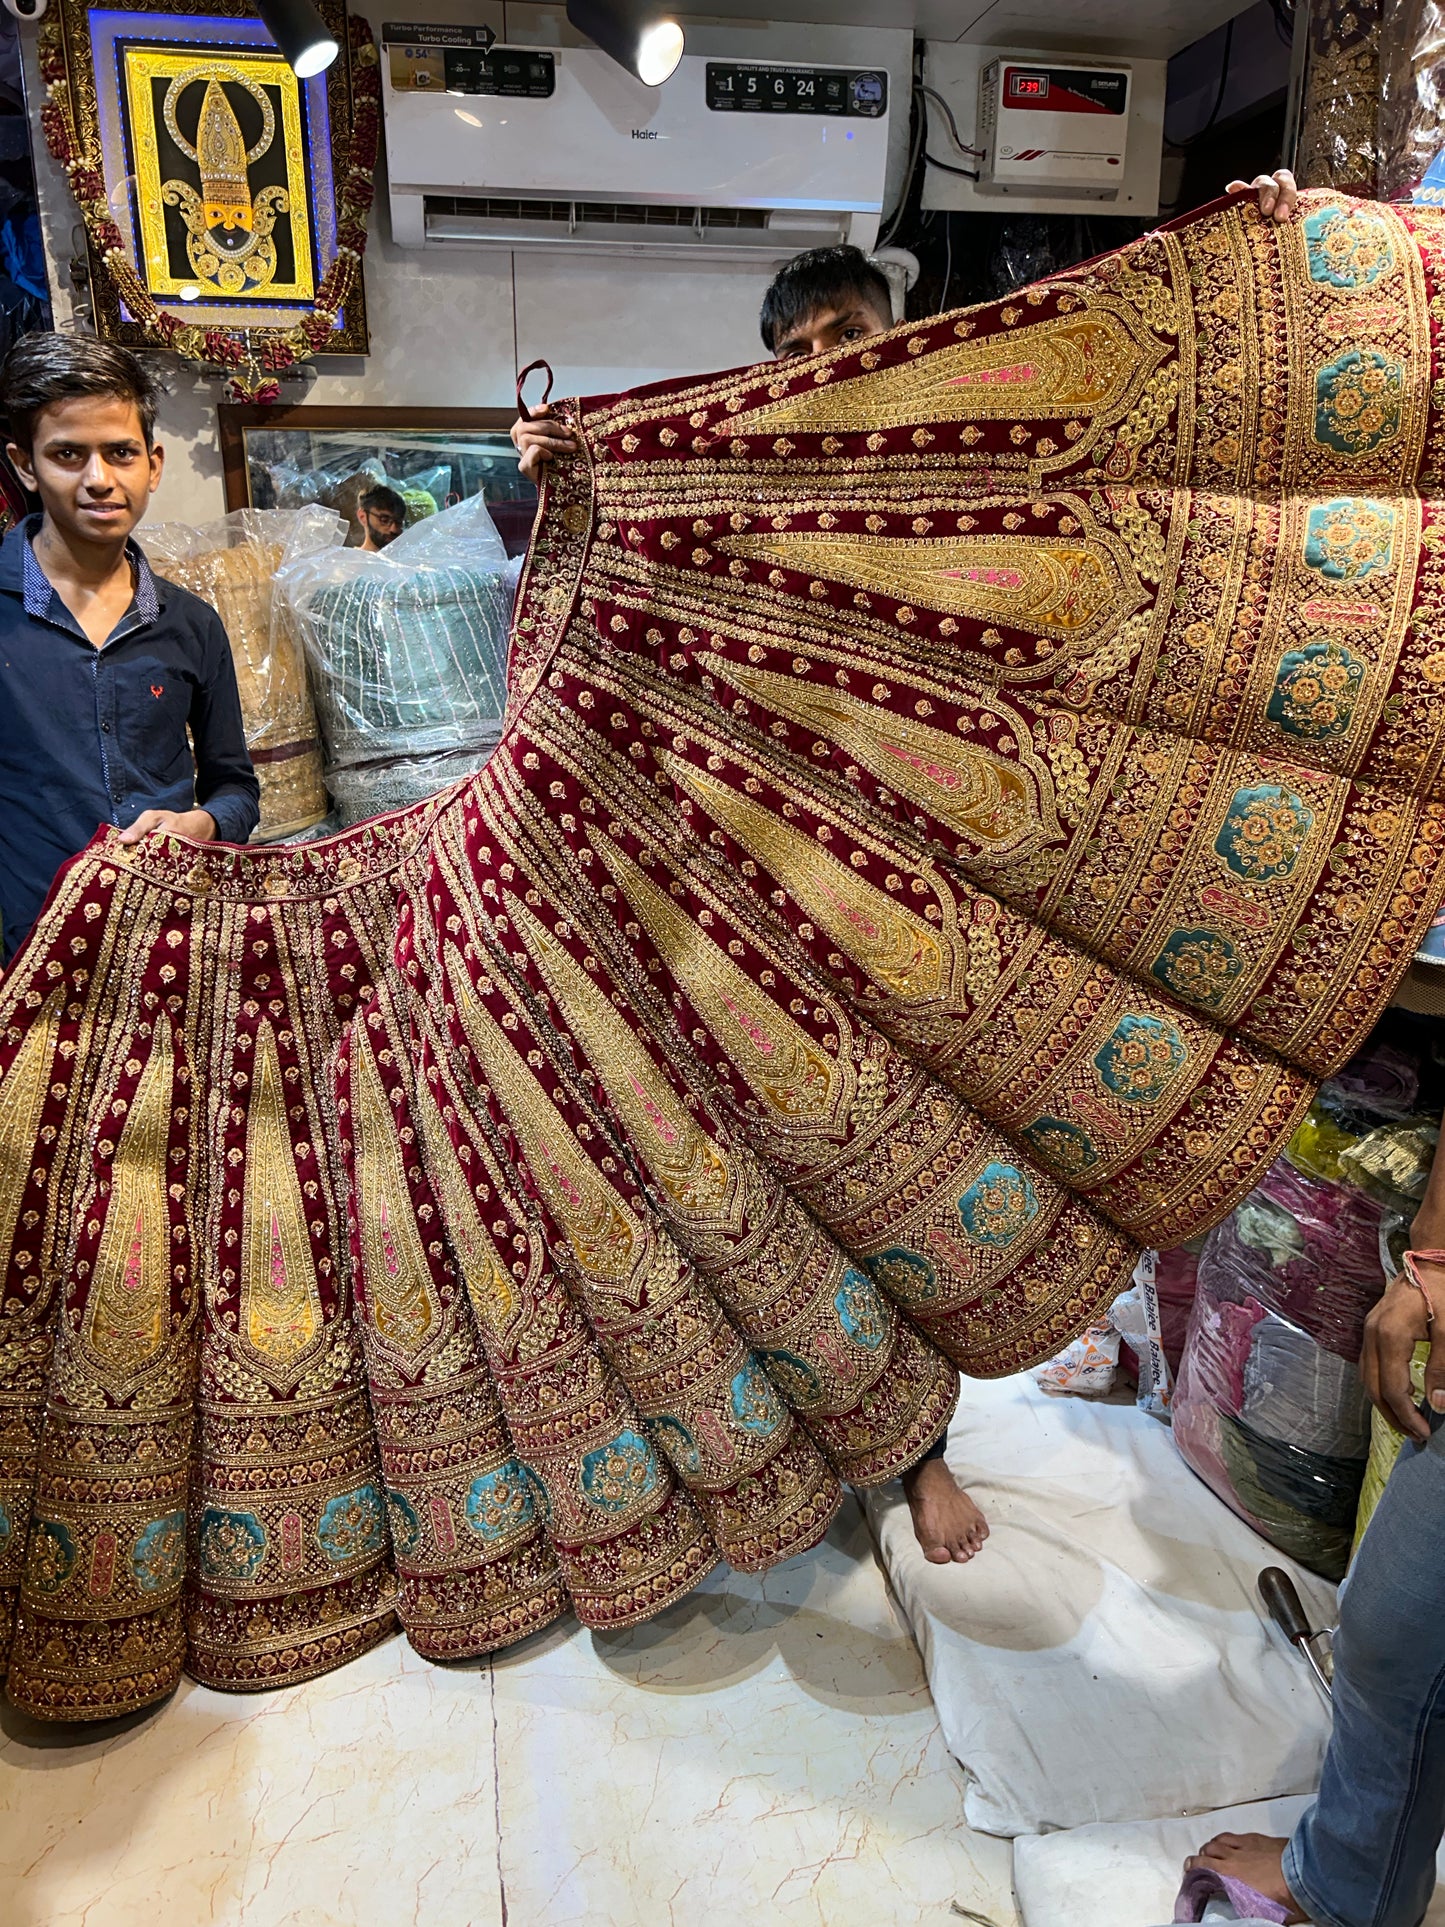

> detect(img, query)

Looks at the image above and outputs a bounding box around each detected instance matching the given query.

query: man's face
[8,396,162,546]
[359,502,403,548]
[772,296,892,361]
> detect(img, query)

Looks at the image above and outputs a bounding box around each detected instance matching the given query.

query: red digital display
[1011,73,1047,97]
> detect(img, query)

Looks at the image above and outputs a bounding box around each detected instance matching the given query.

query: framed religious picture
[39,0,372,376]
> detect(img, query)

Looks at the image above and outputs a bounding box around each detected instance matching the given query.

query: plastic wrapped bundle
[1174,1159,1387,1579]
[277,496,514,826]
[142,508,341,840]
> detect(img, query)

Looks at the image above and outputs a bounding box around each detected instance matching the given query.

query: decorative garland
[38,12,380,401]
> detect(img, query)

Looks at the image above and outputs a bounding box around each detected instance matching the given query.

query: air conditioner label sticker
[382,22,497,49]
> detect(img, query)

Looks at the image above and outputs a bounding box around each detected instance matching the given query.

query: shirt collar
[18,513,160,626]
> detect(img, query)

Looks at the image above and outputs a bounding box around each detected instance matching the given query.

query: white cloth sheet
[861,1373,1337,1835]
[1012,1796,1445,1926]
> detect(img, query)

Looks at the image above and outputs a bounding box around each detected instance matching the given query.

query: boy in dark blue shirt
[0,333,259,961]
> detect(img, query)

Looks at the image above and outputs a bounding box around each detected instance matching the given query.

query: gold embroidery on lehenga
[349,1021,442,1356]
[505,895,735,1219]
[82,1015,175,1382]
[718,532,1134,645]
[447,955,648,1303]
[591,831,851,1130]
[703,657,1058,856]
[724,307,1162,436]
[413,1077,519,1340]
[667,762,957,1003]
[0,990,60,1269]
[239,1022,322,1375]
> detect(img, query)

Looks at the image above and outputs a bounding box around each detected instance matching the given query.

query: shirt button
[101,721,111,732]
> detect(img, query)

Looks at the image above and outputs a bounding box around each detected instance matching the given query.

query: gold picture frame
[47,0,367,354]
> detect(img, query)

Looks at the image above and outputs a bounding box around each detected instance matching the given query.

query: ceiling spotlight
[251,0,338,78]
[566,2,684,87]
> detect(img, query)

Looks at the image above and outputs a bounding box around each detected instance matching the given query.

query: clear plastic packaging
[1034,1322,1120,1398]
[1381,0,1445,201]
[275,495,515,826]
[1297,0,1384,197]
[1174,1158,1388,1579]
[141,507,342,841]
[325,744,498,824]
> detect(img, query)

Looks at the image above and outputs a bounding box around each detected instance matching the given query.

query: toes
[923,1544,952,1565]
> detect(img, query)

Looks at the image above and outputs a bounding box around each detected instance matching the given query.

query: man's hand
[511,405,578,486]
[1227,169,1300,223]
[118,807,217,847]
[1361,1254,1445,1444]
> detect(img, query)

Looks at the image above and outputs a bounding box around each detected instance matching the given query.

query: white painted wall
[18,2,909,524]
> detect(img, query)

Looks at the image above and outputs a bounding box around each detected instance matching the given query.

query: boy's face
[772,295,892,361]
[7,395,162,546]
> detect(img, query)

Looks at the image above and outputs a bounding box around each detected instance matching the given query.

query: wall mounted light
[565,2,684,87]
[251,0,338,78]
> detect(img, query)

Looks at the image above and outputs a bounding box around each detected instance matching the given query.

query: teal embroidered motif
[463,1464,536,1541]
[1267,640,1365,740]
[652,1415,703,1476]
[580,1429,660,1513]
[1302,498,1396,581]
[834,1267,887,1350]
[28,1519,78,1594]
[1150,927,1243,1011]
[730,1358,784,1436]
[386,1490,423,1557]
[1303,205,1395,289]
[1313,348,1404,457]
[131,1511,186,1593]
[1214,783,1314,883]
[1093,1014,1187,1105]
[198,1507,266,1582]
[317,1484,385,1563]
[957,1161,1039,1246]
[759,1347,825,1407]
[1022,1117,1098,1176]
[868,1245,941,1306]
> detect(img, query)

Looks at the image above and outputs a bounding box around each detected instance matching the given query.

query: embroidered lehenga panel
[3,192,1445,1717]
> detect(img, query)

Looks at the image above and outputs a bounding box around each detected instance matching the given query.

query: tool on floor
[1259,1566,1334,1703]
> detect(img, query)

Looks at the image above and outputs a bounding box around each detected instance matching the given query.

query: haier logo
[631,128,660,140]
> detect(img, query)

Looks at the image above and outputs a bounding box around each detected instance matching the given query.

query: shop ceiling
[678,1,1253,58]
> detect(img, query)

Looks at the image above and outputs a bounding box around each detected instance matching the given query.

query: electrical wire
[916,82,984,157]
[925,152,979,179]
[878,80,925,248]
[940,213,954,312]
[1167,17,1236,151]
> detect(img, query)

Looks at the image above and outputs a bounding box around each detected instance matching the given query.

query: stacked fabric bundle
[276,495,515,825]
[1173,1025,1437,1579]
[141,509,338,841]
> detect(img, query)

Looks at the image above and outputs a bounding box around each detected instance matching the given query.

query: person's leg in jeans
[1184,1421,1445,1925]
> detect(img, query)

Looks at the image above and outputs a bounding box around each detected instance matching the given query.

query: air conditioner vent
[425,196,772,229]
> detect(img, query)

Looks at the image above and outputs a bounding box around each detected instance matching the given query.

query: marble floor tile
[0,1499,1014,1927]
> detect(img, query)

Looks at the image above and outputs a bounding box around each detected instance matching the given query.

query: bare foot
[1184,1834,1307,1923]
[901,1454,988,1564]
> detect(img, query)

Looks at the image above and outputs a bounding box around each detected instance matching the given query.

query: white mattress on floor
[860,1372,1337,1836]
[1012,1796,1445,1926]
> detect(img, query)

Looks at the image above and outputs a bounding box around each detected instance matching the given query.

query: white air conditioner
[382,35,896,260]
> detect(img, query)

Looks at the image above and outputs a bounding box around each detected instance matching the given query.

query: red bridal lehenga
[2,191,1443,1719]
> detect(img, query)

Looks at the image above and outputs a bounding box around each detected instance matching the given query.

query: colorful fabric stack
[1174,1024,1439,1577]
[4,194,1445,1719]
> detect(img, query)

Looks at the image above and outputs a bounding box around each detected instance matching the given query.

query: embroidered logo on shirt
[150,684,163,698]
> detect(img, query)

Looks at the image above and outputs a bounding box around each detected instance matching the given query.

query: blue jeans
[1284,1415,1445,1927]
